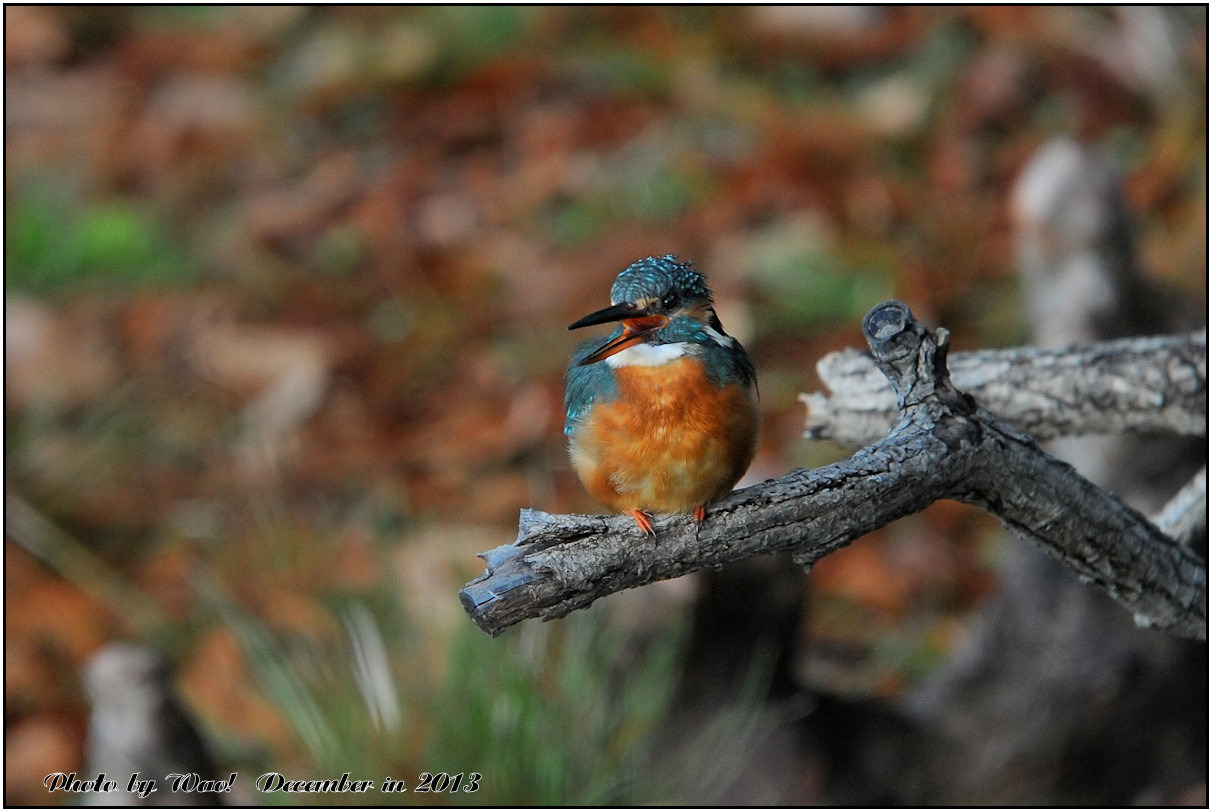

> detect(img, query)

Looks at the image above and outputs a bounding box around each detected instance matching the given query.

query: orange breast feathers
[569,356,759,516]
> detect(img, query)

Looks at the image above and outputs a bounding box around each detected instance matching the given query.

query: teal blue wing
[564,339,618,436]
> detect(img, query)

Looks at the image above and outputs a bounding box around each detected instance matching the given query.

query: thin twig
[5,492,167,634]
[1153,467,1208,548]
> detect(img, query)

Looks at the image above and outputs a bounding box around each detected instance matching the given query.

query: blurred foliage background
[4,5,1206,805]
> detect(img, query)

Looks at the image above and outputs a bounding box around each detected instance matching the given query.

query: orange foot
[626,509,655,536]
[693,504,706,524]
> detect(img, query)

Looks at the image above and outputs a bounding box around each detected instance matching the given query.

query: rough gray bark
[803,331,1206,447]
[901,136,1207,806]
[460,301,1206,640]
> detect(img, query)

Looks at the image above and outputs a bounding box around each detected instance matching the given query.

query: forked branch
[460,302,1206,639]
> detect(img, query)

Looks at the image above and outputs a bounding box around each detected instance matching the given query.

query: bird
[564,254,759,536]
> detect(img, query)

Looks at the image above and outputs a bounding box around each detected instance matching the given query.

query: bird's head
[568,255,722,366]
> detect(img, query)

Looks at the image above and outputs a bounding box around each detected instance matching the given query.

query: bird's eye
[661,292,678,310]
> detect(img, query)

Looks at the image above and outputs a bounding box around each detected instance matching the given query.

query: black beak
[567,302,640,331]
[568,302,669,366]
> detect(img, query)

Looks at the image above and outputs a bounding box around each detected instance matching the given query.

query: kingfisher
[564,255,759,535]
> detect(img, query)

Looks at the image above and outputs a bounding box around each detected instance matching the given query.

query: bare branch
[802,331,1206,447]
[460,302,1207,639]
[1153,467,1208,547]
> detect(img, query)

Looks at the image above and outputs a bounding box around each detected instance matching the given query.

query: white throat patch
[604,342,689,368]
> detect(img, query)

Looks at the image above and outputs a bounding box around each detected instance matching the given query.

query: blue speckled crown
[610,255,712,305]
